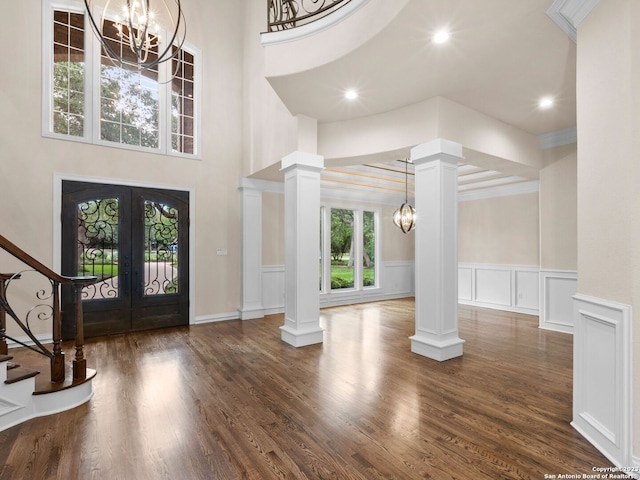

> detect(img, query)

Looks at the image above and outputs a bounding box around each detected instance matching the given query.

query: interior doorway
[61,181,189,338]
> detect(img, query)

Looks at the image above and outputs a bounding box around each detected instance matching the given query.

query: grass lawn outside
[331,264,375,289]
[80,263,119,281]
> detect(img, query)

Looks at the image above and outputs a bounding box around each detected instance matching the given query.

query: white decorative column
[409,139,464,361]
[238,179,264,320]
[280,151,324,347]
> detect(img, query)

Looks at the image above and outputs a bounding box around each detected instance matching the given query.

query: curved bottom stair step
[33,368,96,395]
[5,366,39,385]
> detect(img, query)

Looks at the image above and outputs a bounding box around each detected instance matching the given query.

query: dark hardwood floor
[0,300,614,479]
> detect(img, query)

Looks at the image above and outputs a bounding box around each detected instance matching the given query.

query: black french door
[61,181,189,339]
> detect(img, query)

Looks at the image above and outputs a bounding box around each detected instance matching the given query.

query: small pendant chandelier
[84,0,186,73]
[393,159,416,233]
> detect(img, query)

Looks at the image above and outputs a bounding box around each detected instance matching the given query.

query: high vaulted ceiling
[262,0,576,197]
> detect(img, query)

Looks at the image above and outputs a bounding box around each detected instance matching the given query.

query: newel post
[73,284,86,380]
[0,275,10,355]
[51,280,65,382]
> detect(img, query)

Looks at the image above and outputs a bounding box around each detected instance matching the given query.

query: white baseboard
[194,311,240,324]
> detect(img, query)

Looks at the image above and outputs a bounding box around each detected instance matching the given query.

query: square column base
[280,325,324,347]
[409,335,464,361]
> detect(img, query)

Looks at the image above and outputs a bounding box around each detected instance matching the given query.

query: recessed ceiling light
[345,89,358,100]
[433,29,450,44]
[539,96,554,109]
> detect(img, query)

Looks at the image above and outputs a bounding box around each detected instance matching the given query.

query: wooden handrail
[0,234,97,382]
[0,234,95,286]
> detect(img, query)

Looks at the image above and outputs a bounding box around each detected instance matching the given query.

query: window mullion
[159,29,169,155]
[84,6,95,142]
[354,210,363,290]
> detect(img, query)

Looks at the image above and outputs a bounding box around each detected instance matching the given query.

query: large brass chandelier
[84,0,186,72]
[392,160,416,233]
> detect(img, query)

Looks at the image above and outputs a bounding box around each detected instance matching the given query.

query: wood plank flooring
[0,300,615,479]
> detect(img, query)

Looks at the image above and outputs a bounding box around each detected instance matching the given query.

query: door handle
[122,255,130,295]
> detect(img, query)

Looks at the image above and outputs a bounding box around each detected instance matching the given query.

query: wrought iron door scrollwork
[143,201,179,296]
[77,198,119,300]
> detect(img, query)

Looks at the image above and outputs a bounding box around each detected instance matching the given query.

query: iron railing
[0,234,96,382]
[268,0,352,32]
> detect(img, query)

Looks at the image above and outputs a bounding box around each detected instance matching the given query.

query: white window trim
[41,0,201,159]
[320,202,381,293]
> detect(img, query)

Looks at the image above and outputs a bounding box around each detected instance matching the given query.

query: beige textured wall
[381,205,415,262]
[242,0,299,177]
[539,151,577,270]
[262,192,285,266]
[577,0,638,304]
[0,0,245,337]
[458,193,539,265]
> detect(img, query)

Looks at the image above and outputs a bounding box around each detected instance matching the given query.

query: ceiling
[262,0,576,197]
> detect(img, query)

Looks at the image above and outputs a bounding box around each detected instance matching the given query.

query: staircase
[0,234,97,432]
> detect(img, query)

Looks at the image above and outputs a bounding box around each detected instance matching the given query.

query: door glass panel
[77,198,119,300]
[143,201,179,296]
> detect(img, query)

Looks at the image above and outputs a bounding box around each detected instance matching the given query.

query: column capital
[280,151,324,173]
[410,139,463,166]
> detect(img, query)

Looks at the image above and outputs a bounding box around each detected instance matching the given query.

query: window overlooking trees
[320,207,378,292]
[330,208,354,289]
[99,19,160,148]
[363,210,376,287]
[53,10,85,137]
[44,2,200,158]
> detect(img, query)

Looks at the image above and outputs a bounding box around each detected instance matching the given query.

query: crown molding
[546,0,601,43]
[458,180,539,202]
[538,126,577,149]
[238,177,284,193]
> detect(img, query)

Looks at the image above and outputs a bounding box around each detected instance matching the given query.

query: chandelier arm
[84,1,124,66]
[136,6,185,72]
[85,0,186,74]
[405,159,408,203]
[127,0,144,61]
[163,1,184,53]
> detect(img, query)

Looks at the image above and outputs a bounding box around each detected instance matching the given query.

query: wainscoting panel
[458,264,539,315]
[458,267,473,301]
[515,270,539,310]
[381,261,415,298]
[572,294,632,469]
[539,270,577,333]
[262,265,285,315]
[475,267,512,306]
[260,261,415,313]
